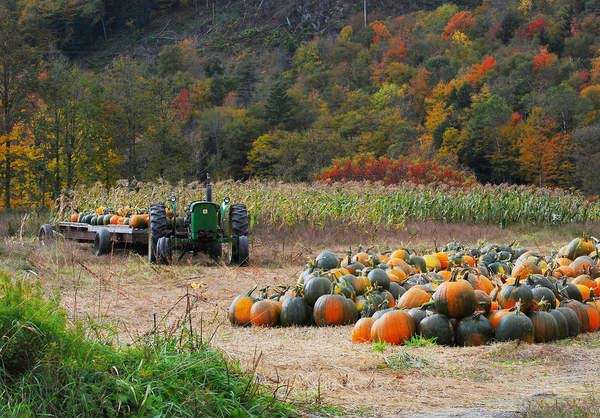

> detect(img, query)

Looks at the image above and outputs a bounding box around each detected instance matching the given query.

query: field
[3,219,600,417]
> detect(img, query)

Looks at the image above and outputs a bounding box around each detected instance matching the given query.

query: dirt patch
[2,226,600,416]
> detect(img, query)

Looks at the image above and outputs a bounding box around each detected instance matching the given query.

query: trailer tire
[93,229,112,256]
[38,224,56,242]
[149,203,169,262]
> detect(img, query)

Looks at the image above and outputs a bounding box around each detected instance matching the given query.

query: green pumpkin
[528,310,558,343]
[408,255,427,273]
[554,307,579,338]
[388,282,405,300]
[531,286,557,309]
[418,313,453,346]
[495,310,534,343]
[315,250,339,270]
[456,313,493,346]
[303,276,332,306]
[367,268,390,290]
[103,214,112,225]
[280,297,310,326]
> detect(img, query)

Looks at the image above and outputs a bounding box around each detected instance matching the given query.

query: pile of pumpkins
[229,236,600,347]
[69,207,149,229]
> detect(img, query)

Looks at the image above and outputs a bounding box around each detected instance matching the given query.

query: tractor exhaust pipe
[205,174,212,202]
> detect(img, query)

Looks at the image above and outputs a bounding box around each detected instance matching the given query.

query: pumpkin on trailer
[397,286,431,309]
[70,212,79,222]
[431,273,476,319]
[228,289,256,326]
[250,299,281,327]
[352,318,375,343]
[456,313,494,346]
[370,310,415,345]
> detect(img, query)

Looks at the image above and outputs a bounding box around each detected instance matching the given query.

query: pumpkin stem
[246,285,258,297]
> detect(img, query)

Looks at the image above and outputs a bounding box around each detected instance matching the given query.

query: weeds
[404,335,438,347]
[383,350,429,371]
[522,397,600,418]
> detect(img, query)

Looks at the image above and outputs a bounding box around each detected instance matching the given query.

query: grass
[404,335,438,347]
[0,274,296,417]
[383,350,429,371]
[65,180,600,231]
[522,397,600,418]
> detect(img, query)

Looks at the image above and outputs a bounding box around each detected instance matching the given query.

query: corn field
[63,180,600,229]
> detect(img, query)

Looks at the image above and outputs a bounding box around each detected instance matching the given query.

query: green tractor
[150,176,249,265]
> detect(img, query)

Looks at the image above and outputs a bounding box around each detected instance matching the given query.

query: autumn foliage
[318,155,475,187]
[523,18,546,38]
[443,11,475,39]
[465,56,496,85]
[370,20,391,44]
[533,48,557,72]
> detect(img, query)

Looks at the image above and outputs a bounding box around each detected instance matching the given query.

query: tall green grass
[0,274,295,417]
[66,180,600,229]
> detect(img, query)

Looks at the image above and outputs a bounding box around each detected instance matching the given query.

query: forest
[1,0,600,210]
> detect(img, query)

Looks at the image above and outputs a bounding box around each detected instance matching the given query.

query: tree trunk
[2,65,11,211]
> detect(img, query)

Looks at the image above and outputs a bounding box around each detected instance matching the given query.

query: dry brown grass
[2,224,600,416]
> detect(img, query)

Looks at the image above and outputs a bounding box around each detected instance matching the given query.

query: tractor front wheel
[155,236,172,265]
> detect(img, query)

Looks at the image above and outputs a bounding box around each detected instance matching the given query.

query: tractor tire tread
[231,204,249,237]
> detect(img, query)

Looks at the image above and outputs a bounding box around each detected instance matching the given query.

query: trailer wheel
[93,229,112,256]
[156,237,172,265]
[38,224,56,242]
[230,235,249,266]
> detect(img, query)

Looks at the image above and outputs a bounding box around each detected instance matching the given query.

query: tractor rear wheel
[149,203,169,262]
[230,204,249,236]
[230,235,249,266]
[155,236,172,265]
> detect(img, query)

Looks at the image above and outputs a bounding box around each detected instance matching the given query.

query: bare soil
[2,224,600,417]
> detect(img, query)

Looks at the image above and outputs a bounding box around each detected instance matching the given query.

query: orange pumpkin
[370,310,415,345]
[70,212,79,222]
[552,265,576,278]
[313,294,353,326]
[228,293,256,326]
[250,300,281,327]
[397,286,431,309]
[351,317,375,343]
[585,303,600,332]
[390,249,409,260]
[353,252,371,266]
[436,252,449,269]
[487,309,511,329]
[463,255,476,267]
[438,270,452,281]
[556,257,572,266]
[432,275,476,319]
[572,275,598,293]
[109,215,119,225]
[129,214,146,229]
[511,262,542,280]
[470,274,494,295]
[387,268,407,283]
[576,284,591,302]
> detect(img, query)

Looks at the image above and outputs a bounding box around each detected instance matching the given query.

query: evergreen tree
[265,79,293,129]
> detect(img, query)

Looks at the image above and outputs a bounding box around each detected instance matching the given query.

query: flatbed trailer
[39,222,151,257]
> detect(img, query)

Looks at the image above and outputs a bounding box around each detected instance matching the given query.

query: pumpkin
[406,307,429,327]
[352,252,371,266]
[558,279,582,301]
[390,249,410,261]
[474,290,492,314]
[584,302,600,332]
[547,309,569,340]
[511,261,542,280]
[329,267,350,279]
[431,274,476,319]
[423,254,441,271]
[436,252,449,270]
[280,296,311,326]
[558,236,595,260]
[314,250,338,270]
[349,275,370,295]
[387,267,407,283]
[388,282,406,300]
[381,290,396,310]
[368,268,390,290]
[556,257,572,266]
[531,286,557,309]
[228,290,256,326]
[372,308,396,320]
[351,318,375,343]
[438,270,452,281]
[462,255,476,267]
[456,313,494,346]
[109,215,119,225]
[560,300,589,333]
[314,294,356,326]
[570,257,598,277]
[487,309,511,329]
[397,286,431,309]
[495,309,534,343]
[370,310,415,345]
[361,292,388,317]
[575,284,591,302]
[470,274,494,295]
[552,265,576,278]
[250,300,280,327]
[343,261,365,275]
[418,313,454,346]
[572,274,598,292]
[528,310,558,343]
[498,277,533,312]
[103,214,112,225]
[130,214,147,229]
[70,212,79,222]
[555,306,580,337]
[303,276,332,306]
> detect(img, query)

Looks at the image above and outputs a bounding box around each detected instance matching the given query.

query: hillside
[1,0,600,209]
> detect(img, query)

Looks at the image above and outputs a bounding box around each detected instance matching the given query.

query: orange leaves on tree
[523,18,546,38]
[370,20,391,44]
[318,154,474,187]
[442,11,474,40]
[172,88,191,121]
[384,36,407,62]
[465,56,496,85]
[532,47,557,72]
